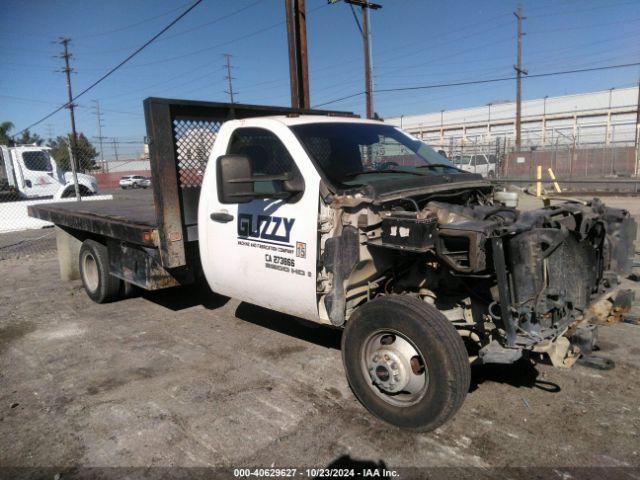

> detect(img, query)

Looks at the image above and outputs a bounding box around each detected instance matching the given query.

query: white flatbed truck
[30,98,637,431]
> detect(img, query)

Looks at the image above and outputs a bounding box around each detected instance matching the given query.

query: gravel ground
[1,193,639,479]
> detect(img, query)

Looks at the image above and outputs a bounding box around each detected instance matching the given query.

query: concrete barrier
[0,195,113,233]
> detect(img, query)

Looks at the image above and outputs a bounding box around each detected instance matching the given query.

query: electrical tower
[44,124,55,141]
[92,100,107,172]
[223,54,236,103]
[57,37,80,172]
[112,138,119,163]
[514,5,527,149]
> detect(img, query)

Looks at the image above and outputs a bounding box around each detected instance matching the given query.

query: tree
[0,122,14,146]
[16,129,44,146]
[48,133,98,172]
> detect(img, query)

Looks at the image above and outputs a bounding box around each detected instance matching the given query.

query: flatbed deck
[28,199,158,247]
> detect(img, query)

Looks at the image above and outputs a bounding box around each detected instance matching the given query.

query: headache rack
[143,97,356,269]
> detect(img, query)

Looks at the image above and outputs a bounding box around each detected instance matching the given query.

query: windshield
[290,122,461,187]
[22,151,53,172]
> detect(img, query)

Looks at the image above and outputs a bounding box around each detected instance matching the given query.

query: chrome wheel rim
[82,252,99,292]
[360,329,429,407]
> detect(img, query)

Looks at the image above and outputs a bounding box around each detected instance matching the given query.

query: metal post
[514,6,526,149]
[634,78,640,178]
[66,143,81,201]
[92,100,106,172]
[542,95,548,146]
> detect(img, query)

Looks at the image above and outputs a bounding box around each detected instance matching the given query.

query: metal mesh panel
[173,119,221,187]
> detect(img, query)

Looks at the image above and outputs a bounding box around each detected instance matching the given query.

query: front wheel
[341,295,470,431]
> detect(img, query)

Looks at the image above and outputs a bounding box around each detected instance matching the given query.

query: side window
[22,151,52,172]
[470,156,476,167]
[227,127,297,176]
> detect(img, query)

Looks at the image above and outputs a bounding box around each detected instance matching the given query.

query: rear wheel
[79,240,122,303]
[341,295,470,431]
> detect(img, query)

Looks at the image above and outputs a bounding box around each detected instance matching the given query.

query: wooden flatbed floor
[28,199,158,247]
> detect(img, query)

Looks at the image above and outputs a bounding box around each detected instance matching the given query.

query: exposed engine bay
[318,184,637,366]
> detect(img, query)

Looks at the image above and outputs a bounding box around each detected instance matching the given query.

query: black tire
[121,186,127,190]
[341,295,470,431]
[79,240,122,303]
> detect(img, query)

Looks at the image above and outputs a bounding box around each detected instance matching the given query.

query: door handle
[210,211,234,223]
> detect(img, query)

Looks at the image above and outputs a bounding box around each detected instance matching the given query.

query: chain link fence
[426,134,640,193]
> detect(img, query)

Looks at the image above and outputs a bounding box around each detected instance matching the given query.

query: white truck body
[0,145,98,199]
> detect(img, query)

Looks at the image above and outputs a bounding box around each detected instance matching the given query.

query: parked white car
[453,154,497,178]
[119,175,151,189]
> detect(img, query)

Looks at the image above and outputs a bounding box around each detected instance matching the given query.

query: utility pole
[514,6,527,149]
[223,53,236,103]
[360,1,376,119]
[285,0,310,109]
[91,100,107,172]
[58,37,80,173]
[331,0,381,118]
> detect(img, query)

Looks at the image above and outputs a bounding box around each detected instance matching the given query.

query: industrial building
[387,86,640,152]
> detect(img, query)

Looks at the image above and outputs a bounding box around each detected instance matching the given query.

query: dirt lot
[1,193,640,479]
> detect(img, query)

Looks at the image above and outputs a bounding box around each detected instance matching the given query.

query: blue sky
[1,0,639,149]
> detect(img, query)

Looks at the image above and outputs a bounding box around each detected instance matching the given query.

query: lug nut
[390,361,398,370]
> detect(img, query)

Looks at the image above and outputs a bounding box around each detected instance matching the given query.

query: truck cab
[0,144,98,200]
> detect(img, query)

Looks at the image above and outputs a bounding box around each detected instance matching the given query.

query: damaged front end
[486,199,636,365]
[320,184,637,367]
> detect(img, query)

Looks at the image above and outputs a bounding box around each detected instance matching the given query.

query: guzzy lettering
[238,213,295,244]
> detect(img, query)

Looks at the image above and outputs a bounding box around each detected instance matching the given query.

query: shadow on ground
[141,284,230,311]
[470,357,561,393]
[235,302,342,350]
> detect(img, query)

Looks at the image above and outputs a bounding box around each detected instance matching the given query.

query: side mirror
[216,154,304,204]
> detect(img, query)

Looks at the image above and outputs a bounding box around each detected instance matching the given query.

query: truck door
[16,149,60,198]
[199,121,321,322]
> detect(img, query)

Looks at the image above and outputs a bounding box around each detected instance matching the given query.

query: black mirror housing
[216,154,305,204]
[217,155,254,204]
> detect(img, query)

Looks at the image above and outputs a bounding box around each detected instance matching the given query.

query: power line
[313,62,640,107]
[12,0,203,138]
[74,1,194,39]
[84,0,265,56]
